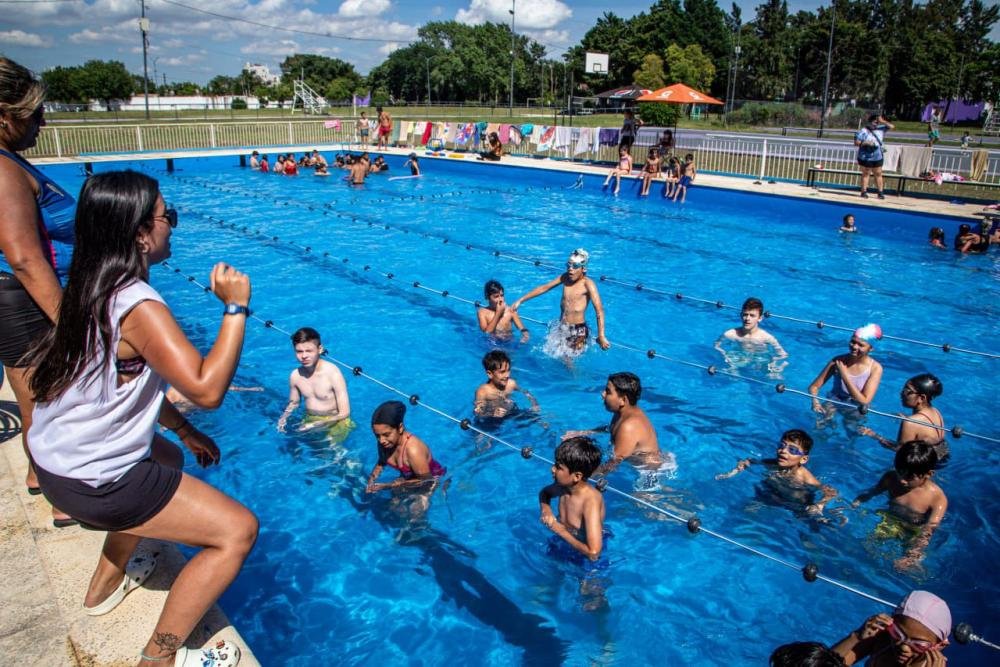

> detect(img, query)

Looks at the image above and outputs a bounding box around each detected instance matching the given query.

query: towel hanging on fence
[598,128,619,146]
[389,121,401,145]
[574,127,593,155]
[509,125,522,145]
[455,123,474,145]
[537,126,556,151]
[553,126,573,150]
[397,120,411,138]
[898,146,933,177]
[499,124,512,144]
[970,149,988,181]
[421,122,434,145]
[520,123,534,137]
[882,145,902,172]
[323,119,341,130]
[530,125,545,144]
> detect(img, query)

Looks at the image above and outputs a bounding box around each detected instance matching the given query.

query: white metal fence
[24,120,999,196]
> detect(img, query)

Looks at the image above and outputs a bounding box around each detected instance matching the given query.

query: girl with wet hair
[860,373,947,460]
[365,400,446,495]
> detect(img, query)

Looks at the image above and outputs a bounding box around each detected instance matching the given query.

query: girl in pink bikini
[808,323,884,419]
[365,401,446,496]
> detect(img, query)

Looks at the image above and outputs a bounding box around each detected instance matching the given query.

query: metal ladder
[292,80,327,115]
[984,106,1000,136]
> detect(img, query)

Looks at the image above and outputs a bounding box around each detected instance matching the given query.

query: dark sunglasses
[154,207,178,228]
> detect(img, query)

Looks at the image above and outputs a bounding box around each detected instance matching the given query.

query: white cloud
[456,0,571,30]
[69,25,134,45]
[378,42,401,56]
[338,0,391,18]
[523,29,570,47]
[0,29,51,47]
[240,39,300,58]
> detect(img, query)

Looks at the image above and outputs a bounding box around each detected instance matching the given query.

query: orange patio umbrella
[636,83,724,105]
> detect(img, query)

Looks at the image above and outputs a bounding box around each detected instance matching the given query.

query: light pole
[508,0,515,117]
[139,0,150,119]
[425,57,431,105]
[819,0,836,138]
[152,57,160,94]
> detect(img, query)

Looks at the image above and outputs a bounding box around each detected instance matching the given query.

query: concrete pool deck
[3,146,992,664]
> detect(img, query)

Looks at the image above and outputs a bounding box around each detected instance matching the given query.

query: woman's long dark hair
[28,171,160,401]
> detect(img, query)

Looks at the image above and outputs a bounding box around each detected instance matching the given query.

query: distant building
[244,62,280,86]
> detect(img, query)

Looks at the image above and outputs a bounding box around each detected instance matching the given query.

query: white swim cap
[569,248,589,265]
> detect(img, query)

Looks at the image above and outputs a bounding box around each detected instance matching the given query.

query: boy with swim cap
[833,590,951,665]
[714,296,787,373]
[277,327,353,442]
[852,441,947,571]
[512,248,610,353]
[716,429,837,516]
[539,436,605,563]
[473,349,538,418]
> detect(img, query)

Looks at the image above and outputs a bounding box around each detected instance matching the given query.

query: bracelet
[140,651,174,662]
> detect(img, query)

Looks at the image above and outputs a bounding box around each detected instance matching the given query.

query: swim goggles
[886,620,945,653]
[566,261,586,270]
[776,442,806,457]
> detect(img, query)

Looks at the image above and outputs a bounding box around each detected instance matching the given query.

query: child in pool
[808,323,884,414]
[563,372,663,476]
[832,590,951,666]
[511,248,610,352]
[603,146,632,195]
[277,327,353,441]
[473,349,538,418]
[404,153,420,176]
[716,429,837,515]
[840,214,857,233]
[852,441,947,571]
[859,373,948,459]
[714,297,788,373]
[477,279,528,341]
[927,227,946,248]
[539,436,605,563]
[365,400,445,493]
[249,150,260,169]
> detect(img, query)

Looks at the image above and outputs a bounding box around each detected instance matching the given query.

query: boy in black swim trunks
[511,248,610,352]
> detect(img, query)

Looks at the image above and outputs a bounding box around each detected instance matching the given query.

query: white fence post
[288,122,294,145]
[210,123,217,148]
[758,139,767,181]
[136,126,143,152]
[53,127,62,158]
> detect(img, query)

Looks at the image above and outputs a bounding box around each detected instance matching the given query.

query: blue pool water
[43,155,998,665]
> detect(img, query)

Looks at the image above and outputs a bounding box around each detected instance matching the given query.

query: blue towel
[520,123,534,136]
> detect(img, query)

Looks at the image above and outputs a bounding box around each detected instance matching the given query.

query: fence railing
[25,120,999,197]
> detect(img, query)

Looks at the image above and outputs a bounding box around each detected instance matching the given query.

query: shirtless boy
[511,248,610,352]
[277,327,352,439]
[714,297,787,371]
[477,279,528,342]
[348,154,368,185]
[853,440,947,571]
[716,429,837,516]
[539,436,605,562]
[473,350,538,418]
[376,105,392,150]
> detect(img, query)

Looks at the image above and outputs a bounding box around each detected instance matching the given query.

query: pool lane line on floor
[158,259,1000,655]
[158,170,999,361]
[164,206,1000,448]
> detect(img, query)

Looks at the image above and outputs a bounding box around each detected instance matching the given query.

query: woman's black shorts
[0,271,50,367]
[857,158,884,169]
[35,458,182,532]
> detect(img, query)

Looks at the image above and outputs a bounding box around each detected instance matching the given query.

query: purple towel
[599,128,620,146]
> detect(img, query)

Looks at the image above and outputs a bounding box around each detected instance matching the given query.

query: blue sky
[1,1,996,85]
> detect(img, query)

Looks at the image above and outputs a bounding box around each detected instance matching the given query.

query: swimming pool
[44,154,999,665]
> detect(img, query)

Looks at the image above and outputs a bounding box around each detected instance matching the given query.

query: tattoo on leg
[153,631,182,654]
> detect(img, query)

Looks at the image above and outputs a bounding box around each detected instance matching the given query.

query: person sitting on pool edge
[539,436,605,563]
[808,323,884,416]
[563,372,663,476]
[276,327,354,442]
[671,153,696,203]
[365,400,446,494]
[473,349,539,419]
[714,296,788,374]
[832,590,951,665]
[478,132,502,161]
[852,440,947,571]
[477,279,528,342]
[511,248,610,353]
[716,429,837,516]
[840,214,857,233]
[859,373,948,460]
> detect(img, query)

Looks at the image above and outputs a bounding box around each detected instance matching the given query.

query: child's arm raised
[511,276,563,310]
[585,278,611,349]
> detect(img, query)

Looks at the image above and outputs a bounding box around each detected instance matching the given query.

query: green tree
[41,66,86,103]
[78,60,134,110]
[666,43,716,91]
[279,54,362,97]
[207,75,238,96]
[633,54,666,89]
[741,0,791,100]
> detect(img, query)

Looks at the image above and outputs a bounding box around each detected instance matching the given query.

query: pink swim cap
[896,590,952,641]
[854,323,883,343]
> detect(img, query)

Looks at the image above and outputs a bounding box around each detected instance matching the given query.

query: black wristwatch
[223,303,251,317]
